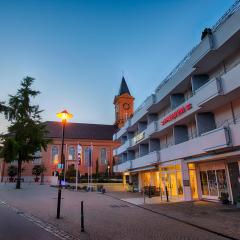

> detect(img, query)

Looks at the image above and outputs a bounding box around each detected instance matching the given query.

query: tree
[32,164,46,182]
[65,164,78,182]
[0,77,50,189]
[7,165,17,182]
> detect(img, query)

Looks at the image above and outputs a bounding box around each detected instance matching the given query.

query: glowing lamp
[56,110,73,122]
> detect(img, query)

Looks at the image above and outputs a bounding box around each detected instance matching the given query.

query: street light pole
[56,119,65,219]
[56,110,73,219]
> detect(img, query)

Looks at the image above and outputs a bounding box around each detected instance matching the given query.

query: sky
[0,0,235,133]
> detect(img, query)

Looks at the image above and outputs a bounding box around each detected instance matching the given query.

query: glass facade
[159,165,183,199]
[199,164,228,199]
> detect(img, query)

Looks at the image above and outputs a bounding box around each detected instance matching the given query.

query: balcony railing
[114,140,130,156]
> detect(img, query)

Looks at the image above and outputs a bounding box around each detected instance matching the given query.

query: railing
[155,0,240,94]
[216,113,240,128]
[212,0,240,32]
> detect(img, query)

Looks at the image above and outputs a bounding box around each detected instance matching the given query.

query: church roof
[44,121,117,140]
[118,77,131,96]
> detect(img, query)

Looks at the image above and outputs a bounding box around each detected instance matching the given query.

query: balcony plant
[219,192,230,205]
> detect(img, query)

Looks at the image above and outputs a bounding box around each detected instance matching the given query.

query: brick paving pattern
[0,184,237,240]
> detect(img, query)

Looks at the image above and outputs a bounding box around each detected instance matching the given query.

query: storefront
[198,161,229,201]
[159,164,184,200]
[188,163,198,199]
[140,171,159,189]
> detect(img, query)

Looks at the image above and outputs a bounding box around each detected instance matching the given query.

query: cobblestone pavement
[0,183,235,240]
[107,191,240,240]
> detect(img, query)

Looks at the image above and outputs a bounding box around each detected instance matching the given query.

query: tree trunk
[40,173,44,185]
[16,160,22,189]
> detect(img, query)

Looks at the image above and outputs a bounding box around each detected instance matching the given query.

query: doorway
[228,162,240,203]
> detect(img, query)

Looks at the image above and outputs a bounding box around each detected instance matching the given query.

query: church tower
[114,77,134,128]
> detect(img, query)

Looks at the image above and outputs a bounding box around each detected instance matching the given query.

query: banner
[77,144,82,165]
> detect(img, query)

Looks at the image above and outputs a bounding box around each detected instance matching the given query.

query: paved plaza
[0,183,239,240]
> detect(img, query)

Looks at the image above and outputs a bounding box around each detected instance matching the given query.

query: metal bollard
[148,186,151,198]
[165,186,169,202]
[81,201,84,232]
[57,188,62,219]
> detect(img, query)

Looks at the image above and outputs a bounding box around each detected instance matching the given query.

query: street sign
[58,163,64,169]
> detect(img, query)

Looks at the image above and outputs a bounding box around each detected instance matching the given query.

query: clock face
[123,103,130,110]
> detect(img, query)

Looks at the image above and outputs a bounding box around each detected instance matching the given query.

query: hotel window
[84,147,90,166]
[68,146,75,160]
[51,146,59,163]
[100,148,107,165]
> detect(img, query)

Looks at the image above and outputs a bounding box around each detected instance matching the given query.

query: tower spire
[118,76,131,96]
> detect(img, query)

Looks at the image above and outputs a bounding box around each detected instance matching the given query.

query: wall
[2,138,120,180]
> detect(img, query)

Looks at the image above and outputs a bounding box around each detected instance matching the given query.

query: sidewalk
[108,191,240,239]
[0,183,232,240]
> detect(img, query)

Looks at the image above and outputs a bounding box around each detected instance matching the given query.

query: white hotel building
[113,2,240,203]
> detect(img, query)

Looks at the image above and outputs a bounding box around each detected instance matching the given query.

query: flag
[88,144,93,167]
[77,144,82,165]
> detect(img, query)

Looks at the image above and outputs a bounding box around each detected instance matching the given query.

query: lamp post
[56,110,73,219]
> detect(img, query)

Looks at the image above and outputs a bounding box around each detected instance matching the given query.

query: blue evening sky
[0,0,235,132]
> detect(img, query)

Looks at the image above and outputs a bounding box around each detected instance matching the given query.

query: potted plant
[236,196,240,208]
[219,192,230,205]
[32,165,45,182]
[7,165,17,182]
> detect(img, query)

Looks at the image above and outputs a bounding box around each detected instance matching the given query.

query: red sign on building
[161,103,192,125]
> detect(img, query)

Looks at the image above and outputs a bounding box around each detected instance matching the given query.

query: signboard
[183,180,190,187]
[58,163,64,169]
[133,132,145,144]
[161,103,192,125]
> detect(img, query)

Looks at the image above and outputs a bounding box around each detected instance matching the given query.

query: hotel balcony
[113,139,130,156]
[114,126,232,173]
[113,160,131,173]
[154,77,222,134]
[155,34,214,105]
[113,119,131,141]
[130,94,155,127]
[160,126,232,163]
[113,151,159,173]
[131,151,160,170]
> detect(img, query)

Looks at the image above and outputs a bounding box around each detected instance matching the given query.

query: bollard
[165,186,169,202]
[143,188,146,204]
[57,188,62,219]
[81,201,84,232]
[148,186,151,198]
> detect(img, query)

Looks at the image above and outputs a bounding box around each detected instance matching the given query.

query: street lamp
[56,109,73,219]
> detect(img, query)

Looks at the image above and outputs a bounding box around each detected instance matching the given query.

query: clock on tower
[113,77,134,129]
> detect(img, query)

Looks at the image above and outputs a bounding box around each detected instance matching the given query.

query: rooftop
[45,121,117,140]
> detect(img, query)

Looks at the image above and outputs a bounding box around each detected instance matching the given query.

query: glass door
[207,170,218,198]
[200,169,228,200]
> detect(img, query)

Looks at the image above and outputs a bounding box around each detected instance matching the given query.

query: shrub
[7,165,17,181]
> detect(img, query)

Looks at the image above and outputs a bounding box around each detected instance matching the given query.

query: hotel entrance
[159,165,183,200]
[198,162,229,200]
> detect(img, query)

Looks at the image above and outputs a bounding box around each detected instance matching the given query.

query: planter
[34,177,40,182]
